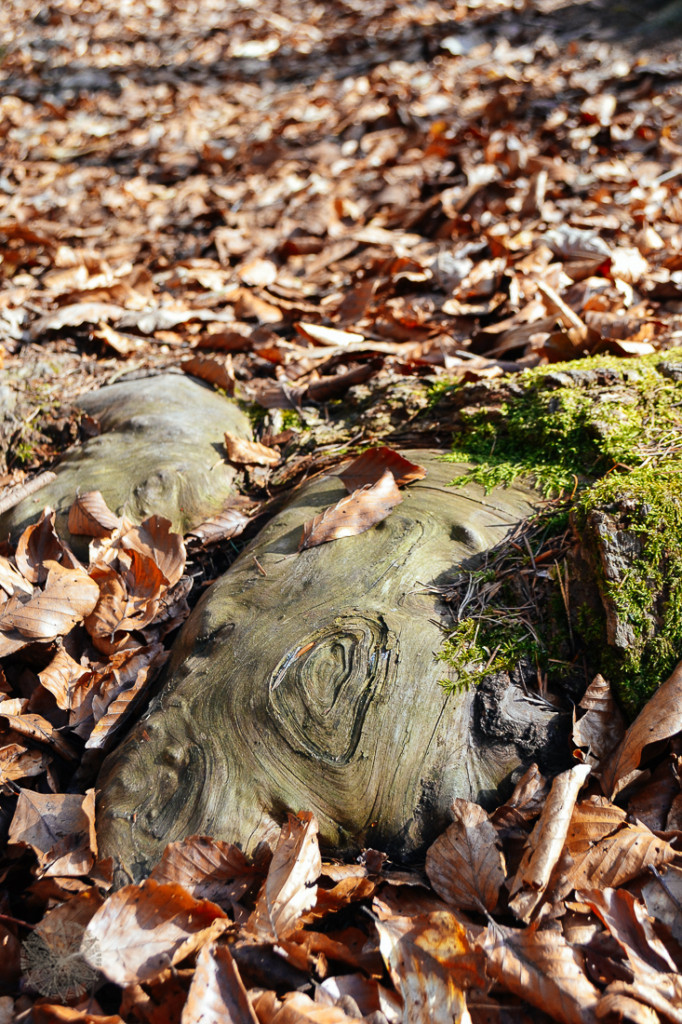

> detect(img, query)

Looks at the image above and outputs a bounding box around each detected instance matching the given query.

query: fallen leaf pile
[2,641,682,1021]
[2,0,682,1017]
[1,0,682,461]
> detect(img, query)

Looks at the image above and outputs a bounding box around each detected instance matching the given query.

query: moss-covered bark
[420,351,682,714]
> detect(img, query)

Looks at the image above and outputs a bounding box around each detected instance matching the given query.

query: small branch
[0,471,56,516]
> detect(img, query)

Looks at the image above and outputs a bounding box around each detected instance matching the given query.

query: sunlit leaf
[425,799,505,912]
[82,879,226,986]
[151,834,259,908]
[479,922,600,1024]
[67,490,121,538]
[224,432,281,467]
[181,941,258,1024]
[299,471,402,550]
[8,789,96,876]
[249,811,322,941]
[601,658,682,798]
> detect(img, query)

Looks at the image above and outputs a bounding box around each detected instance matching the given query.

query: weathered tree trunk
[0,374,252,557]
[96,453,567,883]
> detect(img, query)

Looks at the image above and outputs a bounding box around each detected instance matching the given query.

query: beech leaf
[252,990,365,1023]
[15,508,81,584]
[181,941,258,1024]
[509,763,591,921]
[425,799,506,912]
[299,470,402,550]
[249,811,322,941]
[8,789,96,876]
[224,432,281,467]
[151,834,258,907]
[374,906,474,1024]
[479,922,600,1024]
[572,673,625,769]
[601,658,682,798]
[67,490,121,538]
[338,447,427,492]
[81,878,226,985]
[0,560,99,641]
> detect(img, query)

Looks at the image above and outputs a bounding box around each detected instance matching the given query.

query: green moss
[281,409,305,431]
[438,612,543,694]
[575,462,682,714]
[443,353,682,498]
[436,351,682,714]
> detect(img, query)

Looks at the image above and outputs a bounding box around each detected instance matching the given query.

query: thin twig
[0,471,56,516]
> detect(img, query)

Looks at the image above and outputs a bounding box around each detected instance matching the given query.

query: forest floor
[1,1,682,1021]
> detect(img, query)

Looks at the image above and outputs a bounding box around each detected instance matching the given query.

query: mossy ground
[434,350,682,715]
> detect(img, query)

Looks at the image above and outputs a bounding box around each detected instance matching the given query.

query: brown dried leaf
[425,798,506,912]
[294,323,366,348]
[509,763,591,921]
[151,834,258,907]
[119,515,186,588]
[67,491,121,538]
[0,742,49,783]
[15,508,81,584]
[578,887,678,976]
[0,560,100,641]
[601,658,682,798]
[182,353,235,392]
[33,1007,125,1024]
[479,922,600,1024]
[595,989,661,1024]
[38,646,91,711]
[252,990,365,1023]
[224,432,281,467]
[491,763,550,830]
[85,645,167,750]
[85,552,165,641]
[374,897,484,981]
[181,941,258,1024]
[299,470,402,551]
[375,911,472,1024]
[0,555,33,599]
[187,505,254,547]
[249,811,322,941]
[572,674,626,769]
[338,447,427,493]
[0,703,78,761]
[8,789,96,876]
[81,879,226,986]
[558,807,677,897]
[642,865,682,944]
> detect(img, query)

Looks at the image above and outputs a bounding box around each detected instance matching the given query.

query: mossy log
[0,373,252,556]
[96,452,567,883]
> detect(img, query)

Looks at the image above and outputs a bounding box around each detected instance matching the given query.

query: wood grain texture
[0,374,252,555]
[96,452,564,882]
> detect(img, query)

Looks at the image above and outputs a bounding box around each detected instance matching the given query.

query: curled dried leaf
[248,811,322,942]
[67,491,121,538]
[299,471,402,551]
[224,432,281,467]
[426,799,505,913]
[338,447,426,493]
[15,508,81,584]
